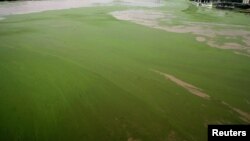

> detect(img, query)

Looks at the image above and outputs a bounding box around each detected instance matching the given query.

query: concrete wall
[193,0,250,4]
[243,0,249,4]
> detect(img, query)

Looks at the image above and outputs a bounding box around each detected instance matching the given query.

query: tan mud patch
[111,10,250,56]
[234,52,250,57]
[207,41,245,50]
[222,101,250,123]
[152,70,210,99]
[111,10,165,23]
[196,36,206,42]
[118,0,163,7]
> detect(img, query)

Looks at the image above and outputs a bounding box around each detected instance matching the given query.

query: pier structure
[191,0,250,10]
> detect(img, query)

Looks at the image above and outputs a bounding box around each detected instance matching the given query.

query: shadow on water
[181,4,220,21]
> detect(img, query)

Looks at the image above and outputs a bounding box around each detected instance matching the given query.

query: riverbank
[0,0,113,16]
[0,0,164,17]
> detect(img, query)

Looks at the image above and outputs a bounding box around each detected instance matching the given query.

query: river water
[0,0,163,17]
[0,0,113,16]
[0,0,249,55]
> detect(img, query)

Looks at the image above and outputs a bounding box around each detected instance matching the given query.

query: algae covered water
[0,0,250,141]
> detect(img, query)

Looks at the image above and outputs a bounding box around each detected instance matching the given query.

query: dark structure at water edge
[191,0,249,3]
[190,0,250,12]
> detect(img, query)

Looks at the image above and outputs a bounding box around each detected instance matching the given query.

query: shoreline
[0,0,113,17]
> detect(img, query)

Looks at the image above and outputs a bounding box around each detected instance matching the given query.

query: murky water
[116,0,163,7]
[0,0,162,17]
[1,0,249,56]
[110,0,250,56]
[0,0,114,16]
[111,9,250,56]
